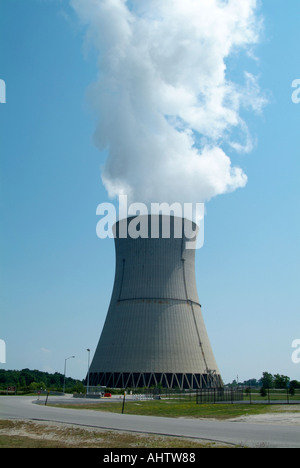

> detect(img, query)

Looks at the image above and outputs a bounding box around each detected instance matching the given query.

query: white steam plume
[71,0,265,210]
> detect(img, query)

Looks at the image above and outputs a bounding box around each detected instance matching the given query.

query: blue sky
[0,0,299,384]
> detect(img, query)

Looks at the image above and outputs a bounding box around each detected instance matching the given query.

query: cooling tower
[89,215,222,389]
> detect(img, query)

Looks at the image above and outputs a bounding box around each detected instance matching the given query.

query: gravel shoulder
[227,406,300,425]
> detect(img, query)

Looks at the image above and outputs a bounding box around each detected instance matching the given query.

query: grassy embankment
[51,398,273,419]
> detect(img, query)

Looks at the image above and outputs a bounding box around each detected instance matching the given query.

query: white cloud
[71,0,265,209]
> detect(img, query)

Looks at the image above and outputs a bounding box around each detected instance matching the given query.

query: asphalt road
[1,396,300,448]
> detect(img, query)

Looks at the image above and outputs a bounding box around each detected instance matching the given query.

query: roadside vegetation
[0,420,234,448]
[0,368,85,395]
[50,399,274,420]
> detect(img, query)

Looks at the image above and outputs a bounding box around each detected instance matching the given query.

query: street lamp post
[63,356,75,394]
[86,349,90,395]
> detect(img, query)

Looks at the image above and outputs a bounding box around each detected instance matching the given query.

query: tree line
[229,372,300,390]
[1,368,299,393]
[0,368,85,393]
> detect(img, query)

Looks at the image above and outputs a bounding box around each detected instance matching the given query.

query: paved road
[1,396,300,448]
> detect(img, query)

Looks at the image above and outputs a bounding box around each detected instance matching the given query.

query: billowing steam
[71,0,265,209]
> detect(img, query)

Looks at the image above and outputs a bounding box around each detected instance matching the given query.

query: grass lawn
[51,399,273,420]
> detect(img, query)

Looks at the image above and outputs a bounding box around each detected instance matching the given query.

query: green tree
[29,381,46,391]
[274,374,290,389]
[72,382,86,393]
[260,372,274,389]
[19,376,26,388]
[260,387,267,397]
[289,386,295,396]
[290,380,300,390]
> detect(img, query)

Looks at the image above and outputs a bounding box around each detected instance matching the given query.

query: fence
[74,385,300,405]
[132,387,197,401]
[244,388,300,405]
[196,387,300,405]
[196,387,244,404]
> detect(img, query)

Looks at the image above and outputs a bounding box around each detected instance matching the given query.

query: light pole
[63,355,75,394]
[86,349,90,395]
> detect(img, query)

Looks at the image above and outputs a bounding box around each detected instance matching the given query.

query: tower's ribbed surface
[89,215,222,389]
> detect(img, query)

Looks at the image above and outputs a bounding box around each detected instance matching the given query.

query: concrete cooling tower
[88,214,222,389]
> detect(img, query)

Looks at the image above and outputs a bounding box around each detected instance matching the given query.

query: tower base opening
[89,371,223,390]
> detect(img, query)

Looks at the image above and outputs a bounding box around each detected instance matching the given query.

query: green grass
[51,399,273,420]
[245,390,300,401]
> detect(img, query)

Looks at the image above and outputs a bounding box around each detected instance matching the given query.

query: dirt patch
[227,406,300,425]
[0,420,233,448]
